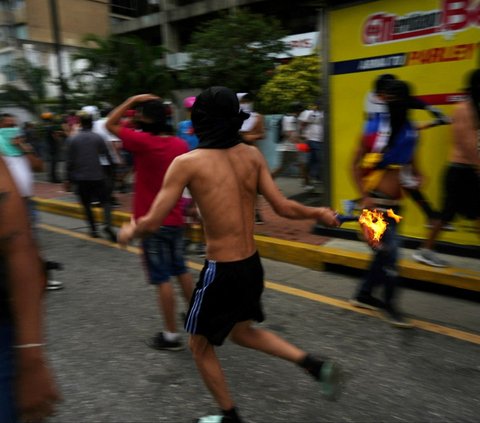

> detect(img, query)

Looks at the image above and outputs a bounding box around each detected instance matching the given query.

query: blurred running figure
[413,69,480,267]
[118,87,342,423]
[107,94,194,351]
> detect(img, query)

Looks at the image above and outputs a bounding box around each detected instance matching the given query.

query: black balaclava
[191,86,249,149]
[468,69,480,127]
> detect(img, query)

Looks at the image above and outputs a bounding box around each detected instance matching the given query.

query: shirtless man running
[413,69,480,267]
[118,86,342,423]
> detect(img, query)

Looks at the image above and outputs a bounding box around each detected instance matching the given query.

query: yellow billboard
[328,0,480,245]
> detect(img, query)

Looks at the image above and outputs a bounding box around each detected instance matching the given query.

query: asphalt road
[38,213,480,423]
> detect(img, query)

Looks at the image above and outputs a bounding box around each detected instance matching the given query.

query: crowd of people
[0,67,478,422]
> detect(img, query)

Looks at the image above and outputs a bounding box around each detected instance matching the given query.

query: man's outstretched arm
[118,156,189,245]
[256,151,339,226]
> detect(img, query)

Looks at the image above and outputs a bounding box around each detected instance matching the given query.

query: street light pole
[48,0,67,113]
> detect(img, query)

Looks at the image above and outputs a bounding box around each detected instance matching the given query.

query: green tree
[0,57,50,115]
[181,10,287,93]
[257,55,322,114]
[72,34,173,105]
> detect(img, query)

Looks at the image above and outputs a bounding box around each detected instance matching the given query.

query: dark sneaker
[90,230,100,239]
[384,308,414,329]
[147,332,184,351]
[46,280,64,291]
[412,249,448,267]
[319,360,342,401]
[349,295,385,311]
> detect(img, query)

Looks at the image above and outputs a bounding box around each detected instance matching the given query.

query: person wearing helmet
[177,96,199,151]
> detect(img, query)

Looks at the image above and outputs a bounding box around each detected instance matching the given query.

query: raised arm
[106,93,160,136]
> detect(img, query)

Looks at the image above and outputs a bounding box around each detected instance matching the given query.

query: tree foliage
[257,55,322,114]
[181,10,287,93]
[0,57,50,115]
[72,34,174,105]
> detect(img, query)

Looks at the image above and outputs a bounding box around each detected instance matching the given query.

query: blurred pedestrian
[0,113,64,291]
[65,112,116,242]
[93,108,123,207]
[350,80,418,328]
[298,100,324,190]
[272,102,306,185]
[364,74,450,226]
[238,92,266,224]
[107,94,194,351]
[177,96,199,150]
[118,86,342,423]
[0,156,61,423]
[41,112,65,183]
[413,69,480,267]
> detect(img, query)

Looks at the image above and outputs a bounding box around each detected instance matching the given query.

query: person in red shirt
[107,94,194,350]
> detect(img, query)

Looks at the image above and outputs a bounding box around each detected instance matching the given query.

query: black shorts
[440,164,480,222]
[184,251,265,346]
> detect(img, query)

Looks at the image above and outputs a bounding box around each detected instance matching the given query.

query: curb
[33,196,480,293]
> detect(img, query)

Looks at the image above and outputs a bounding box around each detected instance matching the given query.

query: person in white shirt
[271,102,307,186]
[93,108,123,207]
[298,101,324,189]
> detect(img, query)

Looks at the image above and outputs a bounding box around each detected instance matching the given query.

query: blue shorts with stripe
[184,251,265,346]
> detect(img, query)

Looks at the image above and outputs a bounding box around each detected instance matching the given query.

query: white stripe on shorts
[186,260,217,334]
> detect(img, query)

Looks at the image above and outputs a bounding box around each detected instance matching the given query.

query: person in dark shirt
[65,112,116,242]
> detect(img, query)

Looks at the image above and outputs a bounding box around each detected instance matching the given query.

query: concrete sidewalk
[32,176,480,293]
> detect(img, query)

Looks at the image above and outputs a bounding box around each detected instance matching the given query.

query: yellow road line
[39,223,480,346]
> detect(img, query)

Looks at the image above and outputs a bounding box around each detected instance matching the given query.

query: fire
[359,209,387,244]
[358,208,403,248]
[387,208,402,223]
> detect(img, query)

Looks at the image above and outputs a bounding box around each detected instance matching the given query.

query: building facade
[0,0,110,98]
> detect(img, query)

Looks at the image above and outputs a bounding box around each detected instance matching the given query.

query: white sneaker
[412,249,448,268]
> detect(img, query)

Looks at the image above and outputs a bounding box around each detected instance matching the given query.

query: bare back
[450,100,480,166]
[184,144,262,261]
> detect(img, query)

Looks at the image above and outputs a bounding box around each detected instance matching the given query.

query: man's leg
[350,251,385,310]
[77,182,97,235]
[229,321,341,400]
[189,334,235,411]
[423,219,444,250]
[156,282,176,333]
[177,272,194,306]
[97,180,115,242]
[229,320,304,362]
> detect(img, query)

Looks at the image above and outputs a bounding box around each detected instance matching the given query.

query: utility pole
[48,0,67,113]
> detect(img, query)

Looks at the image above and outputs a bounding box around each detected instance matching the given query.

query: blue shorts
[141,226,188,284]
